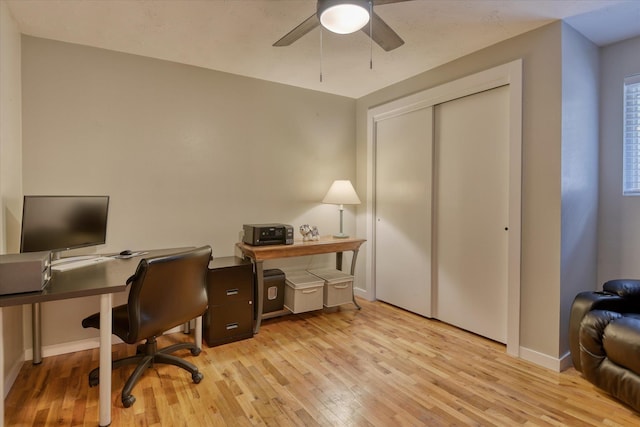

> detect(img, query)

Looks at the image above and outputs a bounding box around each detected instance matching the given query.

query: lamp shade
[323,180,361,205]
[318,0,370,35]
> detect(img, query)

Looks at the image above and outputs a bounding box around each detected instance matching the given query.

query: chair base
[89,336,203,407]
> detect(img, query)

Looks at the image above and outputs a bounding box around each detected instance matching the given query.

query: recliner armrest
[603,279,640,298]
[579,309,623,376]
[579,310,640,411]
[569,291,636,371]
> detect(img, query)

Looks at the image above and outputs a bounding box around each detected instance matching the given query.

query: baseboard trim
[23,325,186,361]
[354,287,373,301]
[25,337,104,361]
[3,354,25,399]
[558,351,574,371]
[519,346,571,372]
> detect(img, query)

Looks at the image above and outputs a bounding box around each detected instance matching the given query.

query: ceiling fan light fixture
[318,0,371,35]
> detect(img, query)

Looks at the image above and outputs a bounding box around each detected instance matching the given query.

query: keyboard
[51,256,115,272]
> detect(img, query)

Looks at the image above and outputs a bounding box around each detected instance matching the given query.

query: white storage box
[307,268,354,308]
[284,270,324,314]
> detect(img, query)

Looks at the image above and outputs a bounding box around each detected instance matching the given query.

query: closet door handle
[226,289,239,296]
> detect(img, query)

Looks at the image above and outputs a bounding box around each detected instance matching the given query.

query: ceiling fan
[273,0,411,52]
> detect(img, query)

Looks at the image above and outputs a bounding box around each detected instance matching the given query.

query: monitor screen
[20,195,110,253]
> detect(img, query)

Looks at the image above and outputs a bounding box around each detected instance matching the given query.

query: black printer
[242,223,294,246]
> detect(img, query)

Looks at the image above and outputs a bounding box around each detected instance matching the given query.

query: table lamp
[322,180,361,238]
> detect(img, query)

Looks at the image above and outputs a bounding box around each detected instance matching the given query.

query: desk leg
[32,302,42,365]
[194,316,202,351]
[254,261,264,334]
[350,250,362,310]
[99,294,112,427]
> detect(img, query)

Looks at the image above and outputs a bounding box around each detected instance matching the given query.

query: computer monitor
[20,195,110,256]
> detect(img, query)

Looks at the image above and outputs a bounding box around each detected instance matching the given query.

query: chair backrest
[125,246,212,343]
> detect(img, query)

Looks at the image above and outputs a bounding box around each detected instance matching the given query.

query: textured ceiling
[6,0,640,98]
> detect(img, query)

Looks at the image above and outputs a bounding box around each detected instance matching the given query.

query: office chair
[82,246,212,407]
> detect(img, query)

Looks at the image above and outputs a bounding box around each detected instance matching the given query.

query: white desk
[0,248,197,427]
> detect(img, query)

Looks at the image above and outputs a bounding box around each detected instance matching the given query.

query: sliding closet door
[375,107,433,317]
[434,86,510,343]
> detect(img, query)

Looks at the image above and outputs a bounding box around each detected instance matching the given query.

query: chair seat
[82,304,132,344]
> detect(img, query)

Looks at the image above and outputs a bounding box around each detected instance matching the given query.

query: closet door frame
[365,60,523,355]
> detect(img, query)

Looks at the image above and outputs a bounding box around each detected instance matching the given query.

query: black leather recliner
[569,279,640,410]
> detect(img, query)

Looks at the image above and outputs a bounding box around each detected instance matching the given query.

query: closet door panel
[375,107,433,317]
[434,86,510,343]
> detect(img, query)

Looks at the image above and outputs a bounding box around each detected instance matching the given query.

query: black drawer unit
[204,256,254,347]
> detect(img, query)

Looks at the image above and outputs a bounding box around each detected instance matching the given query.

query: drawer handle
[226,289,239,296]
[226,322,239,330]
[333,284,349,289]
[302,289,318,294]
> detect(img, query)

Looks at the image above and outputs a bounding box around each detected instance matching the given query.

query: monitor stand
[50,253,97,266]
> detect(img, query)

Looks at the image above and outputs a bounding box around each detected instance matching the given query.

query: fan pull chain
[320,26,323,82]
[369,1,373,70]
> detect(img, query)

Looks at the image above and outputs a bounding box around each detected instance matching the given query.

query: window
[623,74,640,195]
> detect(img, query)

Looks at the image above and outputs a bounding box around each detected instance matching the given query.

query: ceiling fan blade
[373,0,413,5]
[273,13,320,47]
[361,11,405,51]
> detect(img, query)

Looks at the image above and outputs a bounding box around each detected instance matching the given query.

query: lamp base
[333,233,350,239]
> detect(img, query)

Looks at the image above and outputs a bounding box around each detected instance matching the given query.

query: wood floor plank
[5,298,640,426]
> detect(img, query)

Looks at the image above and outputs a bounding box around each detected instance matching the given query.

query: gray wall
[559,23,600,357]
[21,36,357,349]
[356,22,572,364]
[598,34,640,284]
[1,0,25,391]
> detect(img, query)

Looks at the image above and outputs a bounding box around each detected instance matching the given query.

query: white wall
[559,23,600,359]
[598,35,640,283]
[0,0,25,394]
[21,36,357,352]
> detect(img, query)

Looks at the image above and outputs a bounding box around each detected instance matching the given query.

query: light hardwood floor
[5,298,640,426]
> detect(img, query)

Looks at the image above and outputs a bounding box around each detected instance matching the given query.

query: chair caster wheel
[192,372,203,384]
[122,395,136,408]
[190,347,201,356]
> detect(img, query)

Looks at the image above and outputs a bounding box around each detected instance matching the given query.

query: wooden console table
[236,236,366,332]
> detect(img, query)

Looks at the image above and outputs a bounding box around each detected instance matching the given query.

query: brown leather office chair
[82,246,212,407]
